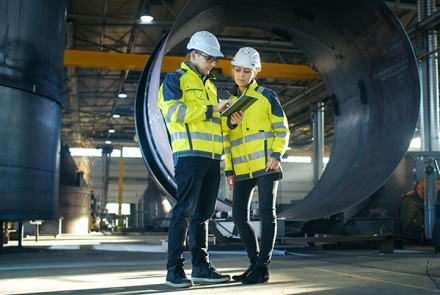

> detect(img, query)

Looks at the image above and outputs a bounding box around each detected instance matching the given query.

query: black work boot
[241,265,269,284]
[166,264,194,288]
[232,265,254,281]
[191,262,231,283]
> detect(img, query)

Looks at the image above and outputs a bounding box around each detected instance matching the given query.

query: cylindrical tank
[59,186,92,234]
[0,1,66,220]
[60,142,81,187]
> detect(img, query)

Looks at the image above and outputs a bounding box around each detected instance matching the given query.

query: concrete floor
[1,232,440,294]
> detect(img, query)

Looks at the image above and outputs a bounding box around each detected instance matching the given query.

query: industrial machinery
[134,0,419,251]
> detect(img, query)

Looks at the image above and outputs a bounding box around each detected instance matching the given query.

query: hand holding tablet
[220,95,258,117]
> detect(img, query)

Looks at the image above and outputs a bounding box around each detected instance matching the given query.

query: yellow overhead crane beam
[64,49,321,81]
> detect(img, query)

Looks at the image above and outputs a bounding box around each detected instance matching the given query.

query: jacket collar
[228,79,258,97]
[182,61,216,80]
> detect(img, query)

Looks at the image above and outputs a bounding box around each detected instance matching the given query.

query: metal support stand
[35,224,39,242]
[424,158,437,240]
[58,218,63,237]
[18,222,23,247]
[30,221,42,242]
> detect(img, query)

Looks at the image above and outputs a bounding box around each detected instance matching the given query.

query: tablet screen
[220,95,258,117]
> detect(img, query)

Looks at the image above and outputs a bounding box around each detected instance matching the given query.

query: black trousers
[167,157,220,269]
[232,172,279,267]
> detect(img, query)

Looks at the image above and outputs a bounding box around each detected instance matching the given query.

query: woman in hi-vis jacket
[224,47,290,284]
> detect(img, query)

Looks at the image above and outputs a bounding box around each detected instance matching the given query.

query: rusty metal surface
[135,0,420,220]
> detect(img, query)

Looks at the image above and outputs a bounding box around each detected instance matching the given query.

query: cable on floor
[426,251,440,289]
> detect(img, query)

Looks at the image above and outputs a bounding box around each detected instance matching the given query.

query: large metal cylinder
[0,0,66,220]
[135,0,420,220]
[59,186,91,234]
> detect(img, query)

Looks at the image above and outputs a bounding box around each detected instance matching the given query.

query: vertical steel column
[427,0,440,151]
[418,61,427,150]
[416,0,439,241]
[417,0,428,150]
[417,0,440,151]
[118,150,124,217]
[141,193,145,228]
[66,22,81,143]
[101,152,110,210]
[311,102,325,185]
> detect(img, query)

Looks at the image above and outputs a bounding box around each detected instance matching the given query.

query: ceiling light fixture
[105,140,112,144]
[113,114,121,118]
[140,6,154,23]
[108,126,116,133]
[118,87,127,98]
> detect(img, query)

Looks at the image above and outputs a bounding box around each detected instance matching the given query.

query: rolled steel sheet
[59,186,91,234]
[135,0,420,220]
[0,1,65,220]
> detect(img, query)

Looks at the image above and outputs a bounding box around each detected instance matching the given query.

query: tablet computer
[220,94,258,117]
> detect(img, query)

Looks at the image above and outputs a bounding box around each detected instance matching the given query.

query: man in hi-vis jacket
[158,31,243,288]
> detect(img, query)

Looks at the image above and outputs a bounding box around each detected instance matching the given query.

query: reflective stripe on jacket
[158,61,230,164]
[223,80,290,181]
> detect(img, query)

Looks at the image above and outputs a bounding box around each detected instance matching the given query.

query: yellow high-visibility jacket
[158,61,232,164]
[224,80,290,181]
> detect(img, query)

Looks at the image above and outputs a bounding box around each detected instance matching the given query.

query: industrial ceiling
[62,0,435,152]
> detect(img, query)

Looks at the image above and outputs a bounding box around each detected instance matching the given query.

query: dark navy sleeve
[261,87,284,117]
[162,72,183,102]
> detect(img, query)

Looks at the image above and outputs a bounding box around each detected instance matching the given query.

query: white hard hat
[186,31,224,57]
[231,47,262,72]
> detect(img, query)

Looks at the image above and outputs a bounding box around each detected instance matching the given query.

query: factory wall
[74,155,316,211]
